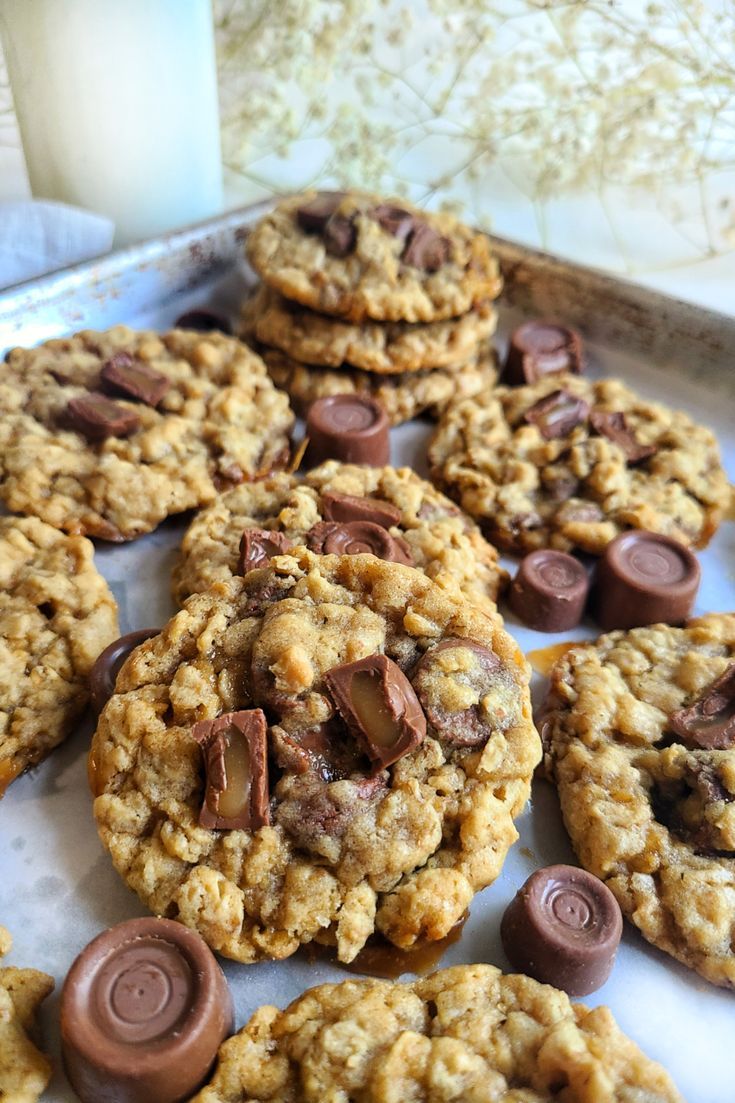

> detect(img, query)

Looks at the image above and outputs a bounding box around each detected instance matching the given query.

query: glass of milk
[0,0,223,246]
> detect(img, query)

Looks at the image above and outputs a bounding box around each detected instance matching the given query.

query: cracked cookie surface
[92,549,538,965]
[191,963,681,1103]
[246,192,501,323]
[262,345,498,426]
[0,926,54,1103]
[0,326,294,540]
[541,613,735,988]
[428,374,729,554]
[0,517,118,796]
[172,462,507,614]
[241,284,498,374]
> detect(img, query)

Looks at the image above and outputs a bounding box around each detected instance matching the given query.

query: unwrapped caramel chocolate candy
[193,709,270,830]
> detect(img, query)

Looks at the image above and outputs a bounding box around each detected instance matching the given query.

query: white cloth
[0,200,114,290]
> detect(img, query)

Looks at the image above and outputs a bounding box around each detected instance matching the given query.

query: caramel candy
[592,531,700,631]
[100,352,170,407]
[193,710,270,830]
[239,528,293,574]
[61,917,233,1103]
[306,520,413,564]
[589,409,656,465]
[523,390,589,440]
[89,628,160,714]
[503,321,583,386]
[501,865,622,996]
[62,393,140,441]
[321,491,402,529]
[325,654,426,771]
[402,222,450,271]
[669,663,735,750]
[305,395,390,467]
[174,309,232,334]
[508,550,589,633]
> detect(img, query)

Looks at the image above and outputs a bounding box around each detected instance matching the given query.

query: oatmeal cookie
[172,462,507,613]
[541,613,735,988]
[0,517,118,796]
[0,926,54,1103]
[263,345,498,426]
[191,963,681,1103]
[0,326,294,541]
[246,192,501,323]
[429,374,729,554]
[241,284,498,374]
[91,549,538,964]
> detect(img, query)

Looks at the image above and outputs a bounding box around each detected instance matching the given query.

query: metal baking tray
[1,203,734,1103]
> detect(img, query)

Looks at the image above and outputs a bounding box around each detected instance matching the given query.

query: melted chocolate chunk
[413,638,508,747]
[89,628,159,714]
[321,491,402,529]
[325,654,426,771]
[174,309,232,334]
[524,390,590,440]
[669,664,735,750]
[402,222,450,271]
[61,393,140,441]
[271,720,363,783]
[323,214,357,257]
[589,409,656,465]
[296,192,346,233]
[306,520,413,564]
[192,710,270,830]
[368,203,415,240]
[275,772,387,857]
[651,760,734,856]
[100,352,171,407]
[239,528,294,574]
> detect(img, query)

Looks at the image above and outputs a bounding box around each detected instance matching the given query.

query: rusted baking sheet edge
[1,201,733,388]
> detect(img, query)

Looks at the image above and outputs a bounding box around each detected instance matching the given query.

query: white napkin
[0,200,114,290]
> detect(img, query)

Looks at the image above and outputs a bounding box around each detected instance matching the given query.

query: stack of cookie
[241,191,503,424]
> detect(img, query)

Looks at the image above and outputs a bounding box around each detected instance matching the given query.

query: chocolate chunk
[174,308,233,334]
[192,709,270,830]
[89,628,159,714]
[413,638,509,747]
[306,521,414,565]
[669,665,735,750]
[590,409,657,465]
[323,214,357,257]
[239,527,293,574]
[60,917,233,1103]
[508,550,589,633]
[62,393,140,441]
[296,192,345,233]
[321,491,402,529]
[523,389,590,440]
[591,530,700,631]
[368,203,415,240]
[271,720,362,783]
[305,394,390,467]
[325,654,426,771]
[500,864,622,996]
[402,222,450,271]
[275,772,387,856]
[100,352,171,408]
[503,321,584,386]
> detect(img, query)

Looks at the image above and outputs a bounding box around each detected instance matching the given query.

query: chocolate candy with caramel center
[296,192,346,234]
[504,321,583,386]
[508,550,589,633]
[501,864,622,996]
[592,530,700,631]
[100,352,171,408]
[325,654,426,771]
[89,628,160,714]
[402,222,450,271]
[60,917,233,1103]
[239,527,294,574]
[62,393,140,441]
[669,663,735,750]
[321,491,402,529]
[413,638,510,748]
[193,709,270,830]
[368,203,415,240]
[589,408,656,465]
[307,520,414,564]
[523,389,590,439]
[305,394,390,467]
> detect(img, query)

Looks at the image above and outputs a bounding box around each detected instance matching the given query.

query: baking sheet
[1,213,734,1102]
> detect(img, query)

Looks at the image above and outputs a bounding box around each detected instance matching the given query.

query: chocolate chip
[296,192,346,233]
[321,491,402,529]
[500,864,622,996]
[325,654,426,771]
[100,352,171,408]
[503,321,584,386]
[192,709,270,831]
[669,664,735,750]
[368,203,415,240]
[306,521,414,564]
[523,389,590,440]
[591,530,700,631]
[239,528,294,575]
[508,550,589,633]
[413,638,512,747]
[89,628,160,714]
[305,395,390,467]
[61,393,140,441]
[589,409,657,465]
[323,214,357,257]
[174,309,233,335]
[402,222,450,271]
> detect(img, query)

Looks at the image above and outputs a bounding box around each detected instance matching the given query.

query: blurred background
[1,0,733,311]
